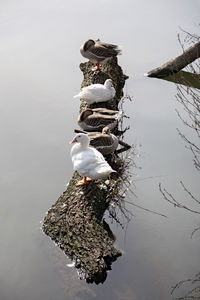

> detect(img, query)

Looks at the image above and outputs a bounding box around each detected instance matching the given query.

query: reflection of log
[42,57,128,284]
[117,140,131,154]
[145,40,200,78]
[160,70,200,90]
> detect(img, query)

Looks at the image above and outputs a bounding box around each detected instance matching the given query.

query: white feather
[73,79,115,105]
[70,133,115,180]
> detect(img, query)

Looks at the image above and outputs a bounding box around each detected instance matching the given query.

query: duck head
[83,39,95,51]
[102,126,111,135]
[70,133,90,147]
[104,79,114,89]
[78,109,93,122]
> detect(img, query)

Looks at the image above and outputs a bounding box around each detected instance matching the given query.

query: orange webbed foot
[86,177,95,182]
[91,62,100,71]
[76,176,95,186]
[76,176,88,186]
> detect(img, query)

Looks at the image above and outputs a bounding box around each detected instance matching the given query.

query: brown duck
[80,39,121,71]
[78,107,122,132]
[75,126,118,155]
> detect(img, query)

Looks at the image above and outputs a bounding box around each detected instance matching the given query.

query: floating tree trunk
[42,57,129,284]
[145,40,200,89]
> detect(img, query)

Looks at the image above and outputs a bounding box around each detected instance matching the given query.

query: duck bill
[70,137,77,144]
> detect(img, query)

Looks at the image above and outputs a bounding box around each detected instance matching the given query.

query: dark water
[0,1,199,299]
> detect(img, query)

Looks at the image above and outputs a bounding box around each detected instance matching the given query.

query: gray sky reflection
[0,0,199,299]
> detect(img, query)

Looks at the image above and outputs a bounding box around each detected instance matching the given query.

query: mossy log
[42,57,129,284]
[146,40,200,78]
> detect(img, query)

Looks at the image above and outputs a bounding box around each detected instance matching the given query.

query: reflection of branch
[158,28,200,300]
[191,226,200,239]
[120,177,167,218]
[174,38,200,169]
[124,198,167,218]
[171,272,200,300]
[177,128,200,152]
[177,127,200,171]
[159,183,200,214]
[180,181,200,205]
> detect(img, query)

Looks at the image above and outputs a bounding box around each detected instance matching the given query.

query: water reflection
[147,28,200,299]
[171,272,200,299]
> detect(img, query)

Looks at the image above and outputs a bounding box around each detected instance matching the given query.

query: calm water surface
[0,1,199,299]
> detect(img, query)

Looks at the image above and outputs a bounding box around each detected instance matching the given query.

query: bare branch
[159,183,200,215]
[180,181,200,205]
[190,226,200,239]
[171,272,200,300]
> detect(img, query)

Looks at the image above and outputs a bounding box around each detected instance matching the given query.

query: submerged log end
[42,171,123,284]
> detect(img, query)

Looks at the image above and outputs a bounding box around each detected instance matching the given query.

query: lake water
[0,1,199,299]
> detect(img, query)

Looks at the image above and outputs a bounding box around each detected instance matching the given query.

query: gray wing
[96,40,118,49]
[87,115,117,127]
[90,135,113,148]
[89,43,119,59]
[92,107,119,116]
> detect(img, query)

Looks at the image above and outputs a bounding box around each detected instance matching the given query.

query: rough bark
[146,40,200,78]
[42,57,129,284]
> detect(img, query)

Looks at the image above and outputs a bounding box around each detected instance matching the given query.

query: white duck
[70,133,116,186]
[73,79,115,105]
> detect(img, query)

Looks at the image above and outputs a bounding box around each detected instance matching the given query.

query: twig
[159,183,200,215]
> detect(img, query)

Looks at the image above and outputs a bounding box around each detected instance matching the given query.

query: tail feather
[116,110,123,121]
[73,94,81,99]
[115,46,122,55]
